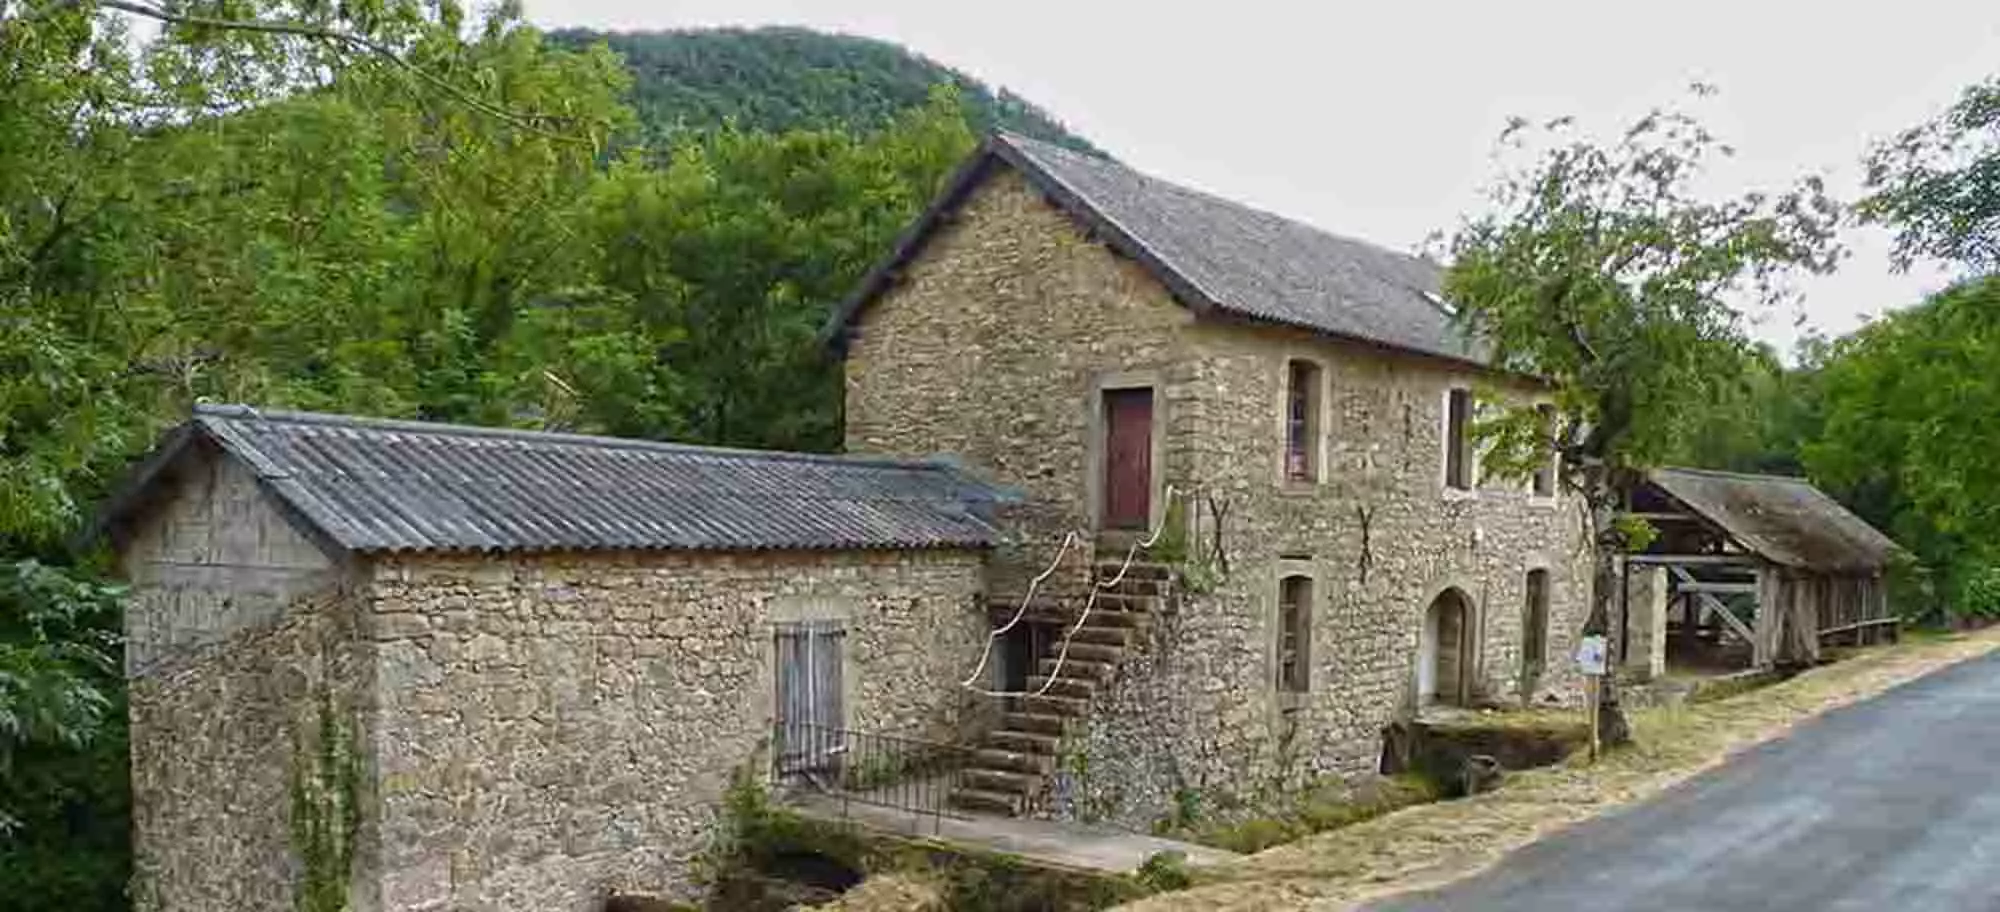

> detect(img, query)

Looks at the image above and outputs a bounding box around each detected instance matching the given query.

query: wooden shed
[1623,467,1901,671]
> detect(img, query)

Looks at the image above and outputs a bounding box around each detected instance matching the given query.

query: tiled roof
[103,405,1003,555]
[829,132,1485,366]
[1648,467,1900,573]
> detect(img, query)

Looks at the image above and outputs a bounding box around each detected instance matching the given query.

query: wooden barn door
[774,620,845,776]
[1101,388,1153,530]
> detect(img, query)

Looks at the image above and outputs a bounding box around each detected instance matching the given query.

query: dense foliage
[3,3,991,903]
[1803,278,2000,621]
[549,26,1096,154]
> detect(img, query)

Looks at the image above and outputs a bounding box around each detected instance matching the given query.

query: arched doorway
[1419,589,1472,706]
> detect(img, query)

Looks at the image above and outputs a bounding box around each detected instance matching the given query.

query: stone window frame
[1440,385,1478,499]
[1276,354,1329,489]
[1521,565,1552,679]
[1085,369,1169,532]
[1272,557,1316,710]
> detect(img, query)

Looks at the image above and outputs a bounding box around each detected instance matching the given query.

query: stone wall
[841,164,1594,828]
[362,547,987,910]
[843,168,1203,599]
[1071,322,1594,825]
[119,447,362,912]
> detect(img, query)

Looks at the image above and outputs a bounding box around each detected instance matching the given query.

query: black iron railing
[772,722,977,830]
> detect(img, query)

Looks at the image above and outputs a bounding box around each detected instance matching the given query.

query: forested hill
[547,26,1098,152]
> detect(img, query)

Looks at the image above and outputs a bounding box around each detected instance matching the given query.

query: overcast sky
[527,0,1999,357]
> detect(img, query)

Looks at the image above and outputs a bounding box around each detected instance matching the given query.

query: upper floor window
[1285,360,1321,482]
[1444,387,1473,491]
[1532,404,1559,497]
[1276,575,1313,692]
[1522,569,1551,674]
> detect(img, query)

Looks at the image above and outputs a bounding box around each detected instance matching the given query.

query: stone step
[1078,608,1150,629]
[1096,574,1167,596]
[949,787,1023,815]
[1025,675,1096,699]
[961,767,1044,795]
[1057,642,1126,664]
[1036,657,1115,681]
[986,730,1061,755]
[1069,625,1131,646]
[1094,560,1173,581]
[1085,590,1157,608]
[1002,711,1070,736]
[972,747,1054,775]
[1017,694,1089,718]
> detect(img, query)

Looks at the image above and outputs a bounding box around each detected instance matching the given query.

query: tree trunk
[1584,468,1633,747]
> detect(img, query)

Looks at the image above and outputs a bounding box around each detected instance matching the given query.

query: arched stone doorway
[1419,588,1472,706]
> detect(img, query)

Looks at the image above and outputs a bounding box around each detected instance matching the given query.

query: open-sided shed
[1625,467,1901,670]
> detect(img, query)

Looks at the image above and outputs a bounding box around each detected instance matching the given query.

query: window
[1532,404,1558,497]
[1277,575,1313,692]
[1522,569,1550,674]
[1444,388,1473,490]
[1285,360,1321,482]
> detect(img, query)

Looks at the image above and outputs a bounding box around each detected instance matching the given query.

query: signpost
[1575,634,1608,762]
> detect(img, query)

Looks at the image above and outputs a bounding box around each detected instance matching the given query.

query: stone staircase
[948,558,1169,816]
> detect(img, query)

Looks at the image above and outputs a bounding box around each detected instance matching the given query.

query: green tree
[1443,100,1842,736]
[1805,277,2000,622]
[1859,75,2000,273]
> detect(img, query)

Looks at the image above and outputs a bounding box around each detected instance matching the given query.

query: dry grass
[803,873,946,912]
[1114,627,2000,912]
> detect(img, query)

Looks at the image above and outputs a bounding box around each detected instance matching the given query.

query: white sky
[527,0,2000,357]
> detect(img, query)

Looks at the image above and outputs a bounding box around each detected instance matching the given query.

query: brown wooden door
[1102,388,1153,530]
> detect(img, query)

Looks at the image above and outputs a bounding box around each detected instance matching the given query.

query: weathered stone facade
[362,548,986,910]
[120,442,990,910]
[843,169,1595,826]
[119,448,362,912]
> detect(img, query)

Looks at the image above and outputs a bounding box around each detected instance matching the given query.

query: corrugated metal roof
[105,405,1003,555]
[1647,467,1900,573]
[829,132,1486,367]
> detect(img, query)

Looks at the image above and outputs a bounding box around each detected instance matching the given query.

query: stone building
[100,406,1002,910]
[107,132,1597,909]
[831,133,1594,823]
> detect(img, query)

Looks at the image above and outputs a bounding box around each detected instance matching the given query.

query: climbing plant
[290,691,362,912]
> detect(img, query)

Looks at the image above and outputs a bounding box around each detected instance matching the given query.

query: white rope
[958,530,1083,689]
[962,485,1181,698]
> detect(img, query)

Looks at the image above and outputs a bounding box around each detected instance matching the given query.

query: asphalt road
[1368,651,2000,912]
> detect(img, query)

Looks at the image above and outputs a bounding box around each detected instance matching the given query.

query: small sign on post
[1575,634,1609,762]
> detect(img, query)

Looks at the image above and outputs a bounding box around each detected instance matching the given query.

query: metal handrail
[772,722,978,832]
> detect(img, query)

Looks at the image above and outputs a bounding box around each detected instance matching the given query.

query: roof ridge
[191,404,955,472]
[994,132,1440,270]
[1653,465,1812,484]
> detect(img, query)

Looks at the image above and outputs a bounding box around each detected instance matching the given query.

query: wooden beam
[1817,617,1902,640]
[1674,581,1758,595]
[1622,512,1702,523]
[1627,553,1763,567]
[1669,565,1757,647]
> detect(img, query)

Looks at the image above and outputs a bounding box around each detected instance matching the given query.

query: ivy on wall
[290,691,361,912]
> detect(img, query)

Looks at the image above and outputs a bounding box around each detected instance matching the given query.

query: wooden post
[1585,674,1602,763]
